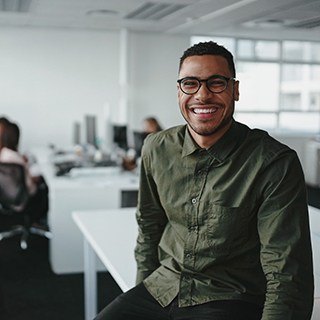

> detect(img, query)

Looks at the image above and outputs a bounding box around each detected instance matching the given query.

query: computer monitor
[73,121,81,145]
[85,115,97,147]
[133,131,148,157]
[113,125,128,150]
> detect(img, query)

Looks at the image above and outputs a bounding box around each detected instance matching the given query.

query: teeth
[193,108,217,114]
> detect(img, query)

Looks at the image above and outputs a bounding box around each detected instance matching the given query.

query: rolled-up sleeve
[257,150,314,320]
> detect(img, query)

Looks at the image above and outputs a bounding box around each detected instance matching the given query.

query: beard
[181,102,234,137]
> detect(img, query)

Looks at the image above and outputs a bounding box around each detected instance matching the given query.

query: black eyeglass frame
[177,74,236,95]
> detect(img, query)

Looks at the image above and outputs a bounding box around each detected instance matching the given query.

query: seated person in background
[122,117,163,171]
[0,118,36,197]
[0,117,49,227]
[142,116,163,135]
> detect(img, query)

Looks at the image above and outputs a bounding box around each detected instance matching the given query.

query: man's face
[177,55,239,139]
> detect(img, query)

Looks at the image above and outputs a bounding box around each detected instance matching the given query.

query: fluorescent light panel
[0,0,32,12]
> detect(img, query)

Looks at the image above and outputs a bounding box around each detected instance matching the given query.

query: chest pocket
[205,205,249,255]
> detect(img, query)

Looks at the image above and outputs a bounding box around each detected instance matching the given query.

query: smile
[193,108,218,114]
[189,106,221,114]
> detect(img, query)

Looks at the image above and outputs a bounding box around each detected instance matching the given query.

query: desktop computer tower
[85,115,97,148]
[73,122,81,145]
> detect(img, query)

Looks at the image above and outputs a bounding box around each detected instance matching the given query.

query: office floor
[0,235,122,320]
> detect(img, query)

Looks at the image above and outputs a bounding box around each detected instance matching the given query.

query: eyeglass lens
[180,76,228,94]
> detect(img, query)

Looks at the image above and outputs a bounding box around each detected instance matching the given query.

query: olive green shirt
[134,120,314,319]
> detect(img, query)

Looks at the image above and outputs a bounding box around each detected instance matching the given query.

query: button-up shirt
[134,120,314,320]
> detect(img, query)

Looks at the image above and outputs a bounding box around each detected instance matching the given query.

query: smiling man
[95,42,314,320]
[177,53,238,148]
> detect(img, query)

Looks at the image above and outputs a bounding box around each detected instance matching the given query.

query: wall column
[117,28,129,124]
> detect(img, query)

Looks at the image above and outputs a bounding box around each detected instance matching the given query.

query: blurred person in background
[122,117,163,171]
[0,117,49,228]
[142,117,163,135]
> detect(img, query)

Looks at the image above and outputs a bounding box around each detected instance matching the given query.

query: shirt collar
[181,120,247,162]
[181,126,199,158]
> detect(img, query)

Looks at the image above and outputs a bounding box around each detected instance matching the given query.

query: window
[238,39,254,59]
[255,41,280,60]
[279,112,319,132]
[310,92,320,111]
[191,36,320,134]
[280,93,301,110]
[237,62,279,112]
[282,64,303,81]
[283,41,305,61]
[281,64,320,112]
[310,43,320,63]
[310,66,320,80]
[283,41,320,63]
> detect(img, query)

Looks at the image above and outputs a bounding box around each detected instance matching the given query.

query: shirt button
[186,253,192,258]
[191,198,197,204]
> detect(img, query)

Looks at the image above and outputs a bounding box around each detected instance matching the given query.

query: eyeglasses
[177,74,235,95]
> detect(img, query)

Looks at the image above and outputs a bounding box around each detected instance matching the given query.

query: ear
[177,83,182,99]
[233,80,239,101]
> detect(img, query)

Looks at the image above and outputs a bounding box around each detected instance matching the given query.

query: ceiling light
[243,19,285,29]
[0,0,32,12]
[86,9,119,17]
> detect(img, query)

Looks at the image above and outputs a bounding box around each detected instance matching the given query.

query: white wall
[128,32,188,131]
[0,27,120,150]
[0,27,189,152]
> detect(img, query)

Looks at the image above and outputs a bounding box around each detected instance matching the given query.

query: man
[95,41,314,320]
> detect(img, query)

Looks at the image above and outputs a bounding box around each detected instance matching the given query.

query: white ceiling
[0,0,320,41]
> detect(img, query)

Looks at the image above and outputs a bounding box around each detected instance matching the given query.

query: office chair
[0,162,52,249]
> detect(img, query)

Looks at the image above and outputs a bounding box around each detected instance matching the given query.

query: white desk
[73,208,137,320]
[32,147,139,274]
[309,206,320,320]
[74,206,320,320]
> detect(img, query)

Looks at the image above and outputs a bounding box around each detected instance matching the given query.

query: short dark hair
[144,117,162,132]
[7,122,20,151]
[0,118,20,151]
[179,41,236,77]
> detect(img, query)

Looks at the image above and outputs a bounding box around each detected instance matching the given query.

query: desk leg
[84,238,97,320]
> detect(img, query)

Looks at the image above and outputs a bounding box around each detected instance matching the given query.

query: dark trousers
[94,283,263,320]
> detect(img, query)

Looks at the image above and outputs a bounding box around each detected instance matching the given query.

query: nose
[194,81,212,100]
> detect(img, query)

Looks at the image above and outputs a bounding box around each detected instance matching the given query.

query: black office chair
[0,162,51,249]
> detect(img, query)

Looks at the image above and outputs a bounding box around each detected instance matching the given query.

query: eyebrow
[178,74,231,80]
